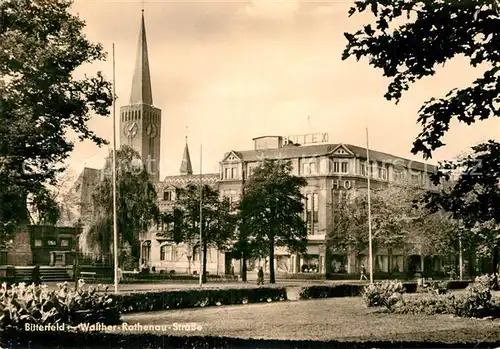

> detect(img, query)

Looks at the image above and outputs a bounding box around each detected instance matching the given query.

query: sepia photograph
[0,0,499,348]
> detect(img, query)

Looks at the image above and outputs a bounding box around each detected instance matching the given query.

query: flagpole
[366,128,374,284]
[459,234,463,281]
[112,43,119,294]
[199,144,203,287]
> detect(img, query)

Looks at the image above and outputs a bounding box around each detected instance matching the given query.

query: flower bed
[113,286,288,313]
[362,275,500,318]
[0,280,121,345]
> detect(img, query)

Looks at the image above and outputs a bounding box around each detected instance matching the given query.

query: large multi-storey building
[75,10,442,277]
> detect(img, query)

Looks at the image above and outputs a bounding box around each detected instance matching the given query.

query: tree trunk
[468,247,476,279]
[492,244,499,290]
[241,251,247,282]
[325,241,332,277]
[269,240,275,284]
[388,247,393,276]
[202,241,208,284]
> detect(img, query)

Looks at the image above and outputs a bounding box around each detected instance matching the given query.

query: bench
[80,272,97,280]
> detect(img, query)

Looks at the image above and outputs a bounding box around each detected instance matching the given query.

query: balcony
[308,233,326,241]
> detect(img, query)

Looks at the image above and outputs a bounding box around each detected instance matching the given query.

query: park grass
[120,297,500,343]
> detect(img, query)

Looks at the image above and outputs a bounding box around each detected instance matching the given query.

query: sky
[66,0,500,179]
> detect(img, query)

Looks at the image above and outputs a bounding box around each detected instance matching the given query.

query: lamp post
[365,128,374,284]
[459,234,463,281]
[187,246,192,275]
[199,144,203,286]
[111,43,119,294]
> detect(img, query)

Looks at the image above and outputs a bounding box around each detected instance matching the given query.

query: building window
[361,161,375,177]
[34,239,42,247]
[305,193,319,235]
[160,245,166,261]
[160,245,177,261]
[393,170,403,183]
[247,164,257,177]
[60,239,70,247]
[378,167,388,180]
[331,160,349,174]
[193,246,201,262]
[411,172,420,184]
[46,239,57,247]
[163,190,172,201]
[341,162,348,173]
[223,166,238,179]
[369,162,375,177]
[302,159,317,175]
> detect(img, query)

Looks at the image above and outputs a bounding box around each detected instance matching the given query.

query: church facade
[75,10,444,277]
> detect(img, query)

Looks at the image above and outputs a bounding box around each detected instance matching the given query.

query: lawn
[120,296,500,343]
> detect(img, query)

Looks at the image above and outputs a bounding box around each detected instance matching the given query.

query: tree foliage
[173,183,236,283]
[327,186,461,268]
[343,0,499,159]
[422,141,500,274]
[0,0,112,243]
[86,146,160,263]
[27,170,79,227]
[240,160,308,283]
[343,0,500,275]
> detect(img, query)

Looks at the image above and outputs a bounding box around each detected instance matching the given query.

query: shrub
[446,278,493,318]
[362,281,405,310]
[0,280,121,333]
[398,274,500,318]
[113,286,287,313]
[396,295,449,315]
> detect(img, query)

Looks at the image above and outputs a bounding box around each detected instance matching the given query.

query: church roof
[180,142,193,175]
[160,173,219,186]
[129,10,153,106]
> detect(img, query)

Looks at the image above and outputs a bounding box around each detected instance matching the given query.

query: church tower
[119,9,161,182]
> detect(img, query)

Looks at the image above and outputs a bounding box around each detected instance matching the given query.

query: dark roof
[75,167,101,186]
[161,173,219,186]
[227,143,436,172]
[179,143,193,175]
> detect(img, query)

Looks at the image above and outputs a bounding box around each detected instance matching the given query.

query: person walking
[257,266,264,285]
[31,265,42,286]
[360,264,368,281]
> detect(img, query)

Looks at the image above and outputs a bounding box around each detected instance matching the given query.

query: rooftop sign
[283,133,329,145]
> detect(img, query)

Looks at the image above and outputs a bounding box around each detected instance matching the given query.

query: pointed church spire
[129,9,153,105]
[180,135,193,175]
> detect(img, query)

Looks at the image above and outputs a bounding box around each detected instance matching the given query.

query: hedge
[2,331,499,349]
[446,280,473,290]
[297,282,417,300]
[91,283,421,312]
[299,284,363,299]
[113,286,287,313]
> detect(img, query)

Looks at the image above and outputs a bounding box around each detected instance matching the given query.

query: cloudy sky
[67,0,499,178]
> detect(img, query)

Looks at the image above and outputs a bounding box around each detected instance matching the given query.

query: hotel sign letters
[333,179,353,190]
[283,133,329,145]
